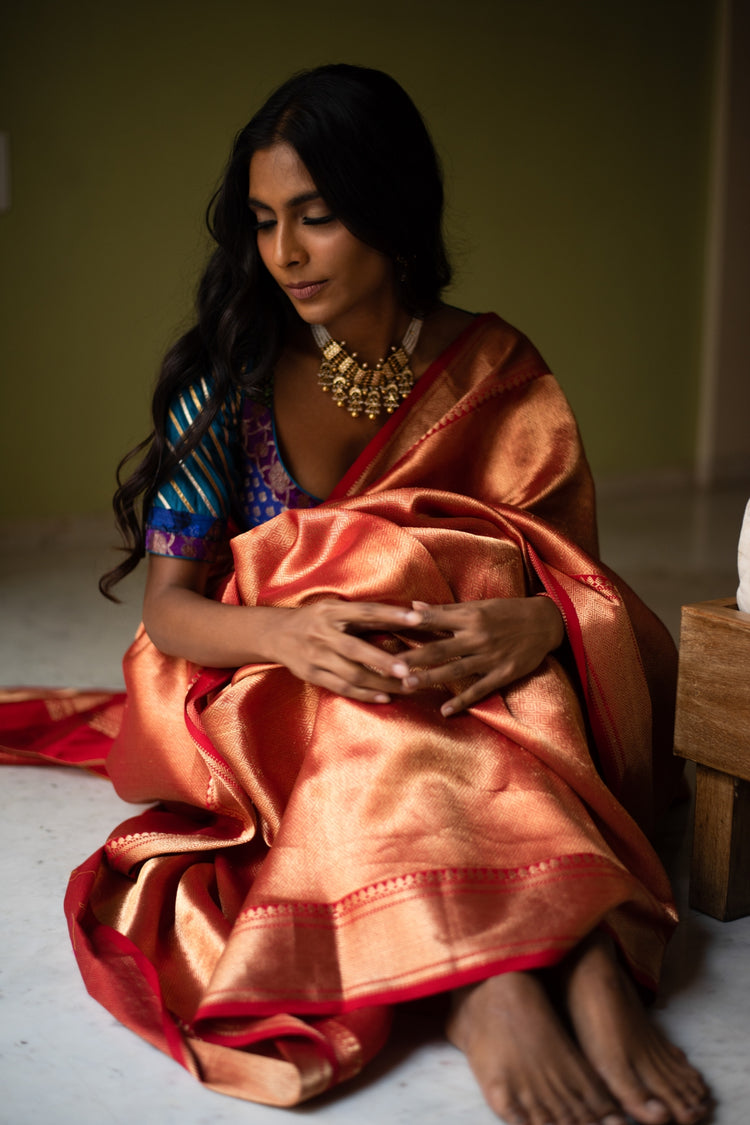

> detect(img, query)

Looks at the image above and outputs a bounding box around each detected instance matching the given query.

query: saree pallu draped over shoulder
[0,315,682,1107]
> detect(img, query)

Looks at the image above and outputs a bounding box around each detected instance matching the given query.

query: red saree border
[232,852,617,930]
[196,1021,342,1072]
[0,689,125,776]
[528,545,628,784]
[65,861,191,1070]
[527,546,592,712]
[197,950,568,1022]
[184,669,241,785]
[194,852,655,1019]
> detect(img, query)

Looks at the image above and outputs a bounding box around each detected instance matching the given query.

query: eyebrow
[247,189,323,212]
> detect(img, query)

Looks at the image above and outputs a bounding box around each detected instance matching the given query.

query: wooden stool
[674,598,750,920]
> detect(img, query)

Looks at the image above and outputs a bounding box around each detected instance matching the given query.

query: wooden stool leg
[690,763,750,920]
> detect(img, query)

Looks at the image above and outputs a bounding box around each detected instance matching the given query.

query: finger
[330,602,422,631]
[441,673,505,716]
[313,651,422,700]
[400,654,494,691]
[314,668,393,704]
[393,637,471,674]
[335,633,410,680]
[441,656,546,715]
[319,648,405,693]
[408,601,469,631]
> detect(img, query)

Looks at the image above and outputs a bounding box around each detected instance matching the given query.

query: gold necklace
[311,317,423,420]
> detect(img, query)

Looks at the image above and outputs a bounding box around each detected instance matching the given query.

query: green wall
[0,0,716,520]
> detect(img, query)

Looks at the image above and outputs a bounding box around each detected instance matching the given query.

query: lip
[285,280,327,300]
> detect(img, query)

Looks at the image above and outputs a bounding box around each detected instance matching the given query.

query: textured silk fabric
[144,381,321,560]
[1,314,682,1107]
[0,688,125,774]
[145,377,242,560]
[240,396,320,526]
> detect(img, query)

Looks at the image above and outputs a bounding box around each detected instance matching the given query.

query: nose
[272,220,307,269]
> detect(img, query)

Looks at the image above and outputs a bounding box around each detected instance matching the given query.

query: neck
[317,303,414,366]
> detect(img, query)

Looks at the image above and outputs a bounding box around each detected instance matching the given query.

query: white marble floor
[1,482,750,1125]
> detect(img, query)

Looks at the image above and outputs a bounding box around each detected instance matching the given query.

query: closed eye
[249,215,334,231]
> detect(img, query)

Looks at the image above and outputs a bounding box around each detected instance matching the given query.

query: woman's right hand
[143,555,421,702]
[270,599,422,703]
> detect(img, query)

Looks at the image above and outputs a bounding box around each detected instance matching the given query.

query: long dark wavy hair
[100,63,452,598]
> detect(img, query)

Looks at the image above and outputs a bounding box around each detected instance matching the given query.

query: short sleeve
[145,377,242,561]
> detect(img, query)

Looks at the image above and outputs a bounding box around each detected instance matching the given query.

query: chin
[286,298,330,327]
[291,305,322,324]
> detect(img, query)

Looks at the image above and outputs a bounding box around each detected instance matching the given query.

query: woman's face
[248,143,399,341]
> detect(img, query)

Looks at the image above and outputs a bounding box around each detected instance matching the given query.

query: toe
[603,1074,670,1125]
[637,1051,711,1124]
[492,1094,529,1125]
[483,1083,531,1125]
[639,1098,672,1124]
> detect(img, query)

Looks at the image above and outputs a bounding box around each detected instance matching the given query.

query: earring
[395,254,409,284]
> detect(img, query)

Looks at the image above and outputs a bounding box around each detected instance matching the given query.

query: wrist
[251,605,292,664]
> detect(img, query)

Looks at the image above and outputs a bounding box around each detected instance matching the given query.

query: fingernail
[403,675,419,688]
[441,703,454,717]
[403,610,422,625]
[391,662,408,677]
[412,600,429,609]
[374,693,391,704]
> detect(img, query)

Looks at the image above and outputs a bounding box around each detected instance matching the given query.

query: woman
[1,65,708,1124]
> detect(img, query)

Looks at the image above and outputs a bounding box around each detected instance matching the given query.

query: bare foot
[446,970,627,1124]
[563,932,710,1125]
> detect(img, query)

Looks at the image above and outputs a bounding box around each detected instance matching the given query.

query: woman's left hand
[389,596,565,716]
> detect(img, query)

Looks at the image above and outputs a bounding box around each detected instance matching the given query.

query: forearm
[143,584,288,668]
[142,575,421,703]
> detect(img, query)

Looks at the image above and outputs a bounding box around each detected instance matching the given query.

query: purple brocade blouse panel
[241,397,320,528]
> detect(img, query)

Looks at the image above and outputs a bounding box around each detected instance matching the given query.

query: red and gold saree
[0,314,681,1106]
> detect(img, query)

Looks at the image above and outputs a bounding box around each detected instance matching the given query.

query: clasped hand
[272,595,564,717]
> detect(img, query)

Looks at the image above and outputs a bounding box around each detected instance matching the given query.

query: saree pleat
[1,314,682,1105]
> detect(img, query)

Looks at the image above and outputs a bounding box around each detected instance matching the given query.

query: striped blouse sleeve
[144,377,242,562]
